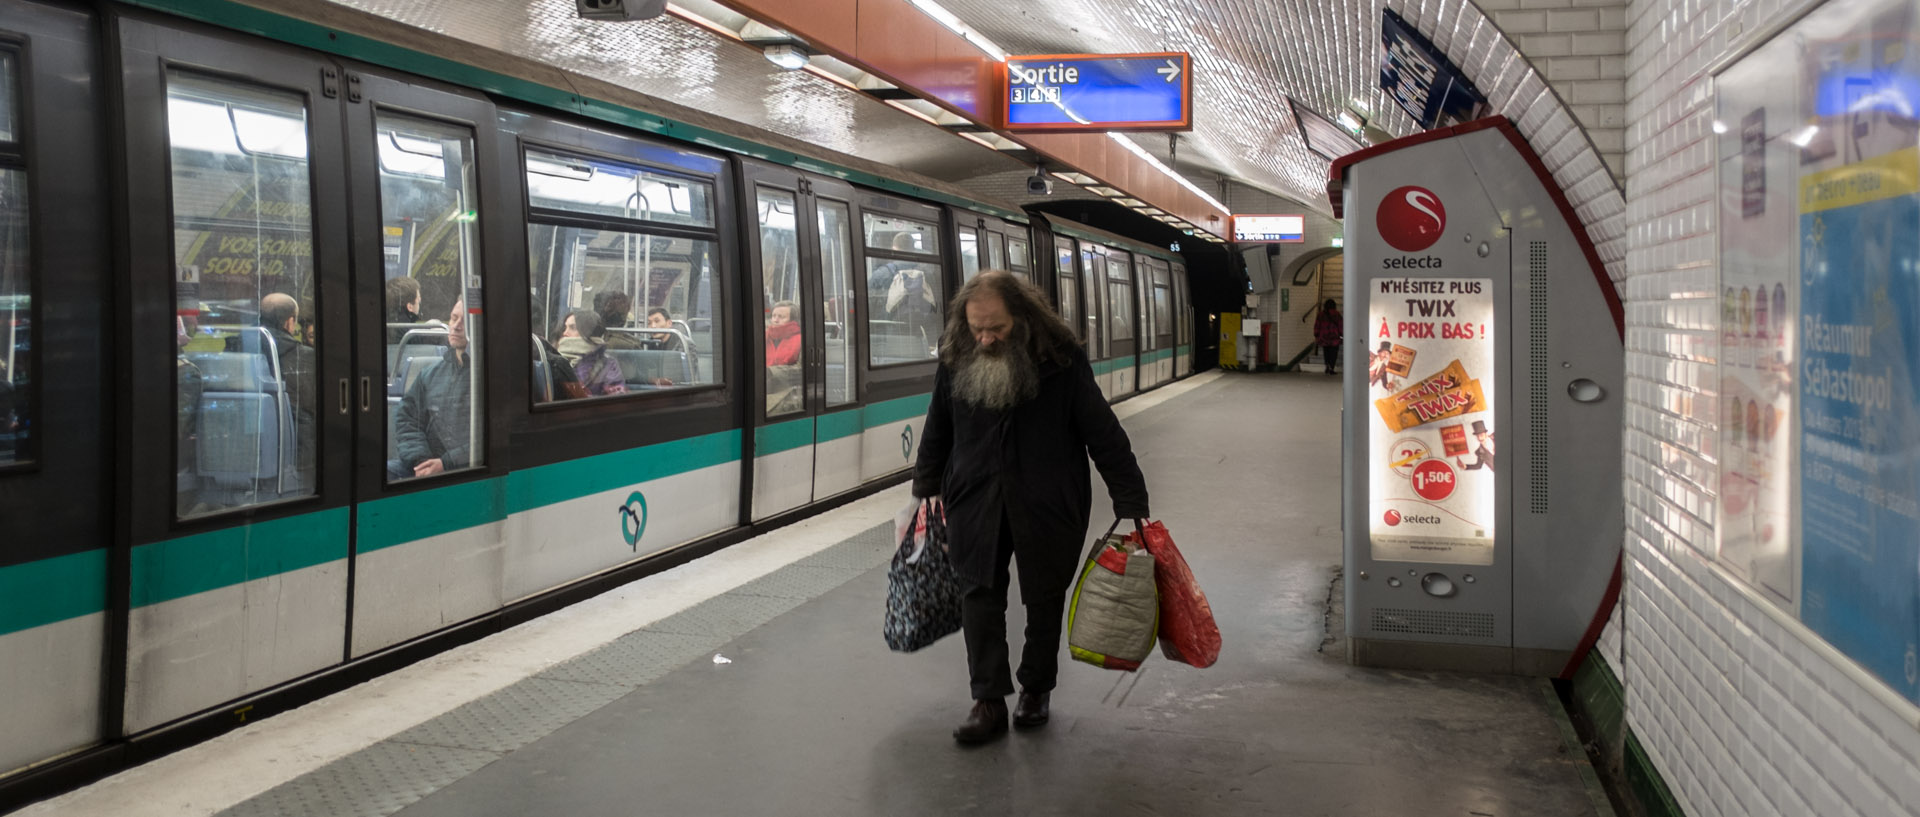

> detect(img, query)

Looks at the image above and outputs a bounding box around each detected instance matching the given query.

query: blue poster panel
[1798,150,1920,703]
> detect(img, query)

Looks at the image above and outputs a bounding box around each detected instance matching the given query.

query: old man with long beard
[913,270,1150,744]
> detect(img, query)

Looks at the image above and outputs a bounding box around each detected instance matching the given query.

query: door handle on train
[339,378,351,415]
[360,377,373,412]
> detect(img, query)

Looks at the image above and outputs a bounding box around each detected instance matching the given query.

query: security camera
[1026,169,1053,196]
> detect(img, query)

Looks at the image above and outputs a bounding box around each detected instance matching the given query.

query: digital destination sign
[1002,53,1193,132]
[1380,9,1488,130]
[1233,214,1306,243]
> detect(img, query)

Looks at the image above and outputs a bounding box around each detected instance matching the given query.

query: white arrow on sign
[1157,59,1182,82]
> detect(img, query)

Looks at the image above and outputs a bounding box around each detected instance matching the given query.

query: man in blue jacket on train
[913,270,1150,744]
[393,300,475,480]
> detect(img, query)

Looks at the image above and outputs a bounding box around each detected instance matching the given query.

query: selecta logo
[1383,508,1442,527]
[1377,186,1447,252]
[1384,510,1402,526]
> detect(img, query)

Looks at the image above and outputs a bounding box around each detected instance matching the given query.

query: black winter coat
[912,344,1150,599]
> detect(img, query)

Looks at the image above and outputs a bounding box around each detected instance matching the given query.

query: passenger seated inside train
[595,289,641,350]
[392,300,475,480]
[766,300,802,414]
[554,309,628,397]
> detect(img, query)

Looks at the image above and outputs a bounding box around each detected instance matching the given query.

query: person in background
[385,276,422,343]
[595,289,641,349]
[646,307,673,331]
[912,271,1149,744]
[765,300,802,366]
[1314,299,1342,376]
[555,309,627,397]
[393,300,475,479]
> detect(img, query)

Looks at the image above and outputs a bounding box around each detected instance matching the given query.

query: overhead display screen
[1233,214,1306,243]
[1380,9,1488,130]
[1002,53,1192,132]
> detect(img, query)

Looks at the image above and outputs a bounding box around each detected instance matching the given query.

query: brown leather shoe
[952,698,1008,744]
[1013,691,1050,729]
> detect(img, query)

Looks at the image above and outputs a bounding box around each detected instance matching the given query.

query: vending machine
[1328,117,1624,676]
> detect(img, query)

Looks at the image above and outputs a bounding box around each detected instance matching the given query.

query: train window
[1081,248,1103,355]
[758,189,802,416]
[524,147,713,228]
[1,52,25,467]
[1008,236,1029,271]
[1107,254,1133,342]
[818,200,856,407]
[527,224,721,402]
[0,52,13,141]
[1154,285,1171,337]
[863,214,941,366]
[165,72,318,517]
[377,113,485,483]
[957,228,980,281]
[1054,237,1078,340]
[987,232,1006,272]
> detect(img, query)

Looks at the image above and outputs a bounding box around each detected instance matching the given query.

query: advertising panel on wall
[1716,0,1920,704]
[1366,276,1496,565]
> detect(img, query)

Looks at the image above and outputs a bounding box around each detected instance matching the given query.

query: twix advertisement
[1368,277,1496,565]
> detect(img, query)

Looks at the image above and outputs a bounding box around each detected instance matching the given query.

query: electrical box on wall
[1328,117,1625,677]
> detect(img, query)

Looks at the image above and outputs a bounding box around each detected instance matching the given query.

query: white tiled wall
[1617,0,1920,812]
[1475,0,1631,184]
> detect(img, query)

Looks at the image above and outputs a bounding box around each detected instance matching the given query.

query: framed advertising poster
[1715,0,1920,705]
[1366,277,1496,565]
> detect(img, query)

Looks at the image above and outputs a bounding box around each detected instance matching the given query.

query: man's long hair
[938,270,1079,368]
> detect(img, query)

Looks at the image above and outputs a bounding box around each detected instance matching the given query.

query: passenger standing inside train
[260,293,317,484]
[912,270,1150,744]
[764,300,802,366]
[555,309,628,397]
[394,300,474,479]
[385,277,423,343]
[1314,299,1342,375]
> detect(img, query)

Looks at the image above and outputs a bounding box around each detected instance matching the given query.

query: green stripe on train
[131,508,352,609]
[862,394,931,427]
[816,408,864,442]
[755,418,814,457]
[0,550,108,636]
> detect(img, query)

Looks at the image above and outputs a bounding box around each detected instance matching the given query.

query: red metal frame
[999,52,1193,133]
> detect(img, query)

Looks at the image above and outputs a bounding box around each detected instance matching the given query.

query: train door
[0,0,114,773]
[1006,230,1033,282]
[954,215,983,282]
[338,69,502,657]
[1107,248,1137,395]
[1167,260,1182,377]
[1053,235,1082,346]
[745,165,899,517]
[1080,243,1112,398]
[119,16,357,734]
[1147,257,1174,387]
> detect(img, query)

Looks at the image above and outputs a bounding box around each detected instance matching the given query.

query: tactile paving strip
[219,740,499,817]
[216,521,895,817]
[537,630,717,686]
[391,677,634,754]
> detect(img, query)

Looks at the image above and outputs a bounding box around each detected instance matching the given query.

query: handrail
[246,325,289,496]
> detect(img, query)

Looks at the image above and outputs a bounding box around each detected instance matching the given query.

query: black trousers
[1322,344,1339,373]
[961,513,1068,700]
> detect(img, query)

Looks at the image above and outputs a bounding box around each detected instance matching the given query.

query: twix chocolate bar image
[1374,359,1486,432]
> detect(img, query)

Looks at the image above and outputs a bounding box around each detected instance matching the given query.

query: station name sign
[1233,214,1306,243]
[1001,52,1193,132]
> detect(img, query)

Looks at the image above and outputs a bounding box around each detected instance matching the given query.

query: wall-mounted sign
[1002,53,1192,132]
[1233,214,1305,243]
[1380,9,1488,131]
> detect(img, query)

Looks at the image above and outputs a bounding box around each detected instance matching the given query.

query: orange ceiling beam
[715,0,1229,235]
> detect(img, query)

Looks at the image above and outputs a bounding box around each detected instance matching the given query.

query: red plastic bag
[1127,521,1221,668]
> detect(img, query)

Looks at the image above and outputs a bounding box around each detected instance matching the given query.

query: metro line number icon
[1378,186,1447,252]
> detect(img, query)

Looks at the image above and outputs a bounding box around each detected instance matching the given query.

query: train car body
[0,0,1200,798]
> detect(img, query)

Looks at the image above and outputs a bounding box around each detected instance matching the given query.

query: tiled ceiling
[313,0,1625,275]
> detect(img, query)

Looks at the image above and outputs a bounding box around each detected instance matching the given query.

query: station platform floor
[23,371,1612,817]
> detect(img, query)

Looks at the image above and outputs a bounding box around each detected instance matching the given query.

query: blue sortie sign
[1004,54,1191,131]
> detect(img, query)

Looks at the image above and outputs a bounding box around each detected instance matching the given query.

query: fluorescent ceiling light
[1336,110,1363,133]
[763,43,809,70]
[1106,133,1230,214]
[906,0,1008,60]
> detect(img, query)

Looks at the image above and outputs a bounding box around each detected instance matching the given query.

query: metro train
[0,0,1200,796]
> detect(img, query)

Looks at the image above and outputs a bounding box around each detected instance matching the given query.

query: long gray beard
[953,342,1038,410]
